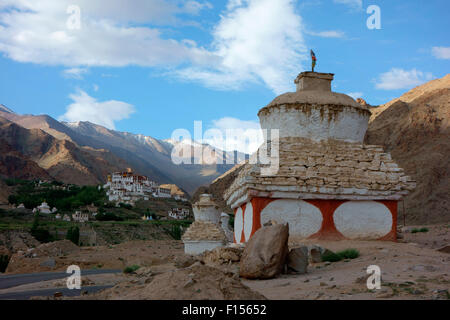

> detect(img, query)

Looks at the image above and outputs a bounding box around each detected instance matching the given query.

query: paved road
[0,285,113,300]
[0,269,121,290]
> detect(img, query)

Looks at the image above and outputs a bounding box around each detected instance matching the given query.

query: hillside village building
[72,211,89,223]
[224,71,416,243]
[153,187,171,198]
[104,169,158,204]
[168,208,190,220]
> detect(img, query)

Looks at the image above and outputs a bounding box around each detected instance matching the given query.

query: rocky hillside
[365,74,450,224]
[0,135,52,181]
[0,116,129,185]
[0,179,12,204]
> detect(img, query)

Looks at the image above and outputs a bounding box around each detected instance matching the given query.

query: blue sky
[0,0,449,146]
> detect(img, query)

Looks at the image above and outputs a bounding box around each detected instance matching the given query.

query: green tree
[30,213,53,243]
[66,226,80,245]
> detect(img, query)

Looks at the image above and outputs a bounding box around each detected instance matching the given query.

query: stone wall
[225,137,416,209]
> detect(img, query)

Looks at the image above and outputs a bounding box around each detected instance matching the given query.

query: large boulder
[287,246,308,274]
[239,224,289,279]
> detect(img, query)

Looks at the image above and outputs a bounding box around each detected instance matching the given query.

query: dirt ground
[241,224,449,300]
[5,239,184,274]
[2,224,449,300]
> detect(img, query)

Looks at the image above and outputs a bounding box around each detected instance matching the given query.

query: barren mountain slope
[365,75,450,223]
[0,117,129,185]
[0,137,52,181]
[0,179,10,204]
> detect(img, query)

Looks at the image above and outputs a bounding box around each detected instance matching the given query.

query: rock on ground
[287,246,309,274]
[239,224,289,279]
[200,246,243,265]
[174,254,197,269]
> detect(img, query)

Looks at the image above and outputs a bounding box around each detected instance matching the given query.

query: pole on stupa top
[310,49,317,72]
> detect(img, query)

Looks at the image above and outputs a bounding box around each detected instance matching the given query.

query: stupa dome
[258,72,371,143]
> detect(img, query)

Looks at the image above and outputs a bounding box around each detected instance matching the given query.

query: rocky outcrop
[239,224,289,279]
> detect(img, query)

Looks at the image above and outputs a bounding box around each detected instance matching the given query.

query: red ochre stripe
[236,198,397,242]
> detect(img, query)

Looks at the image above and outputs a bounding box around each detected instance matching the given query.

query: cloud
[0,0,306,94]
[374,68,433,90]
[432,47,450,60]
[306,30,345,38]
[333,0,363,10]
[175,0,308,94]
[0,0,214,67]
[203,117,263,154]
[347,92,363,99]
[59,90,135,129]
[62,67,88,80]
[182,1,213,15]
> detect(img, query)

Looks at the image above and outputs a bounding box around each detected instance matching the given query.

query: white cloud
[175,0,308,94]
[333,0,363,10]
[62,67,88,80]
[432,47,450,60]
[182,1,213,15]
[93,84,99,92]
[347,92,363,99]
[0,0,214,67]
[0,0,306,94]
[59,90,135,129]
[204,117,263,154]
[374,68,433,90]
[306,30,345,38]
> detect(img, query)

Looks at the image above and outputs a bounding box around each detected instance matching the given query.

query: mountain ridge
[0,110,245,194]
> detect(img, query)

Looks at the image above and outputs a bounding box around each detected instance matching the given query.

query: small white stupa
[182,194,227,255]
[36,201,51,214]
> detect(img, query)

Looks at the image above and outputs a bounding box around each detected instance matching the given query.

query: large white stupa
[224,71,415,242]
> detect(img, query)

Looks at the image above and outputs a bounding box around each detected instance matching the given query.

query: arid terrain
[1,223,448,300]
